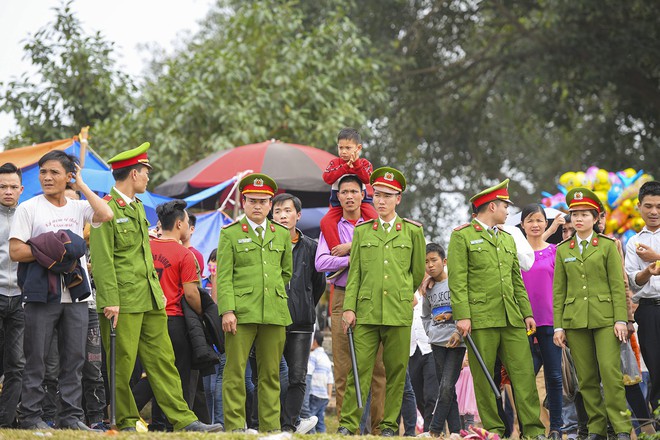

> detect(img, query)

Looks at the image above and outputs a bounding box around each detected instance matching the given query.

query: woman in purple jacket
[520,204,563,439]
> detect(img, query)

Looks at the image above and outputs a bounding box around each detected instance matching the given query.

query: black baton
[346,327,363,408]
[465,333,501,399]
[110,316,117,428]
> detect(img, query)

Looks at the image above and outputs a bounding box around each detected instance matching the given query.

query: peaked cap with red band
[240,173,278,198]
[107,142,152,170]
[470,178,514,209]
[566,187,602,213]
[370,167,406,194]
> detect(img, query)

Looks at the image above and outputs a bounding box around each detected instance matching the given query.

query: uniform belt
[638,298,660,306]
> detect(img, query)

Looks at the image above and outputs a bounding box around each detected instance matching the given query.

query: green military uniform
[90,143,197,430]
[553,187,631,436]
[340,167,426,434]
[217,173,293,432]
[447,180,545,436]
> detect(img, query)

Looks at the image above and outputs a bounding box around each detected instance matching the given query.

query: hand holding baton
[465,333,501,400]
[346,327,363,408]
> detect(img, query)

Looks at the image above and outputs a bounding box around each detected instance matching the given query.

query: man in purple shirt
[314,175,386,434]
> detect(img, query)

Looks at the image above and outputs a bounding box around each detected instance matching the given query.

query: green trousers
[223,324,286,432]
[340,324,410,433]
[99,309,196,431]
[566,327,632,435]
[469,326,545,436]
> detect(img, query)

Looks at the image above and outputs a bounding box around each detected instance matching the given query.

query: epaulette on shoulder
[356,218,376,228]
[597,233,615,242]
[102,194,113,202]
[557,236,572,247]
[403,218,422,228]
[453,223,470,231]
[222,219,240,229]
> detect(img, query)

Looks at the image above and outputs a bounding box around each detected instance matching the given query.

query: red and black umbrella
[155,140,337,202]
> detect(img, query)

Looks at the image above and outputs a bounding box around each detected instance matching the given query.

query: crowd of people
[0,127,658,439]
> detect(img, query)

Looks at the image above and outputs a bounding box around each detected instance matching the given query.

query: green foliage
[94,0,387,185]
[0,1,134,147]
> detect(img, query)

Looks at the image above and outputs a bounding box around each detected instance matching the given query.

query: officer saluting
[217,173,293,432]
[90,142,222,432]
[338,167,426,436]
[447,179,545,438]
[553,187,631,440]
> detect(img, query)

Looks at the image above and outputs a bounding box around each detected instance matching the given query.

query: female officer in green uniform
[553,187,632,440]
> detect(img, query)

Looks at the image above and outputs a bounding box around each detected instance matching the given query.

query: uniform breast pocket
[360,241,380,261]
[235,241,260,266]
[392,238,413,264]
[267,242,285,265]
[595,294,614,319]
[115,223,137,250]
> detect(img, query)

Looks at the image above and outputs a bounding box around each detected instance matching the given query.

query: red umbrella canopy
[155,140,337,198]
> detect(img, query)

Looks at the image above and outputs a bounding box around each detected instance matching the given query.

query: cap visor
[372,184,401,195]
[243,192,272,199]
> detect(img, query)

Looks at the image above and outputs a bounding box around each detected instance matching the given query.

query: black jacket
[17,229,91,303]
[286,230,326,332]
[182,287,224,376]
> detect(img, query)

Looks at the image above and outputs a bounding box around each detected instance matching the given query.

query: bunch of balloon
[541,167,654,247]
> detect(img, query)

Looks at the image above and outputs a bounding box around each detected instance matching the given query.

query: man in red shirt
[150,200,202,430]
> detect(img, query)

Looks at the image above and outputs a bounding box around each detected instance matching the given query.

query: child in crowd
[318,127,377,250]
[421,243,466,436]
[456,354,479,431]
[306,332,334,433]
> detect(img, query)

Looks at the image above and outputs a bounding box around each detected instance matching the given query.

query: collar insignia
[473,223,483,231]
[116,198,126,207]
[270,224,276,232]
[384,172,394,181]
[570,240,575,249]
[592,237,599,246]
[254,178,264,187]
[373,222,379,230]
[242,223,249,232]
[396,223,402,231]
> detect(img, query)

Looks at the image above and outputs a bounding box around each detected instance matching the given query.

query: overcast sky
[0,0,215,141]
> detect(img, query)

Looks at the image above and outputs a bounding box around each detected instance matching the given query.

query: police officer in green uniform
[217,173,293,432]
[89,142,223,432]
[447,179,545,438]
[338,167,426,436]
[553,188,632,440]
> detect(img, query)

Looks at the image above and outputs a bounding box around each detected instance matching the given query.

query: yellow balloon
[559,171,576,189]
[594,169,611,191]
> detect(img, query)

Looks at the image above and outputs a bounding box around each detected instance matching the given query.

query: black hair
[313,331,324,346]
[112,163,147,182]
[188,212,197,228]
[520,204,547,224]
[426,243,446,259]
[156,199,187,231]
[638,181,660,203]
[272,193,302,213]
[564,214,571,223]
[337,174,363,191]
[207,248,217,263]
[0,162,22,183]
[38,150,78,173]
[337,127,361,144]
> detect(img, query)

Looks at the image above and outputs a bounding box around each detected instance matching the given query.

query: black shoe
[382,428,396,437]
[337,426,353,435]
[182,420,224,432]
[549,431,561,440]
[616,434,631,440]
[586,435,607,440]
[22,421,53,430]
[60,421,101,431]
